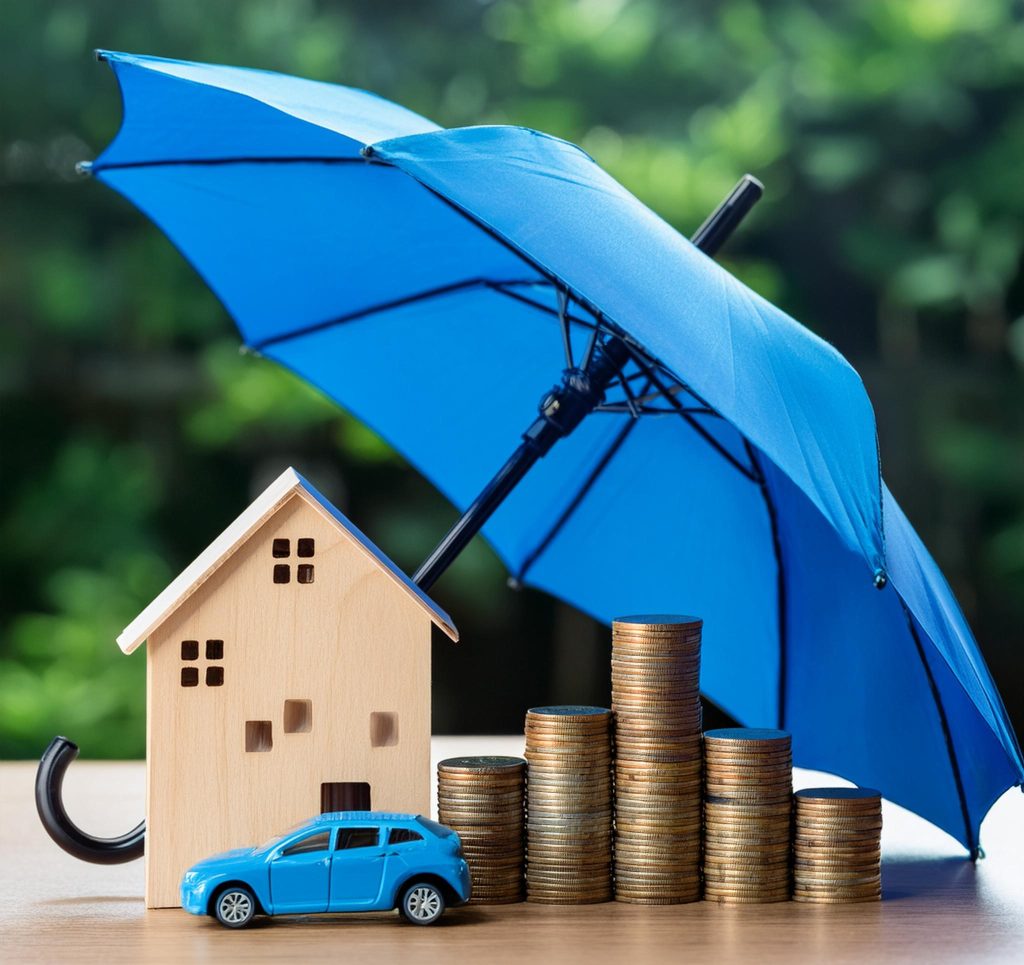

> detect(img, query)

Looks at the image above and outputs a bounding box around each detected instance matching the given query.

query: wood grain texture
[3,738,1023,964]
[145,492,432,907]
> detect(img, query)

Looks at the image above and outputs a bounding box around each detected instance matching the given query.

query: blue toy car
[180,812,471,927]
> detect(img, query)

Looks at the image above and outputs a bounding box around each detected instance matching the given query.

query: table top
[2,736,1022,964]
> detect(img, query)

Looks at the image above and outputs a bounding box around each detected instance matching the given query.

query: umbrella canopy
[88,51,1022,852]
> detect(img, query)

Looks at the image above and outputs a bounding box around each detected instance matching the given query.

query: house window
[245,720,273,753]
[272,540,311,585]
[370,712,398,748]
[180,639,225,687]
[321,782,371,813]
[284,699,312,733]
[273,538,315,584]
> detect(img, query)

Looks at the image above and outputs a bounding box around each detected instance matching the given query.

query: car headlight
[183,872,208,892]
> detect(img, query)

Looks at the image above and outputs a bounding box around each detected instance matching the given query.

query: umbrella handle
[35,735,145,864]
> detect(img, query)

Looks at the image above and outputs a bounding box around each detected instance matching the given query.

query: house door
[321,781,371,812]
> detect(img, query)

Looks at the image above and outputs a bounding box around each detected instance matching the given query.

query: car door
[269,829,333,914]
[379,825,429,895]
[328,825,387,909]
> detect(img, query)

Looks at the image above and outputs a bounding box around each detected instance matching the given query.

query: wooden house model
[116,467,458,908]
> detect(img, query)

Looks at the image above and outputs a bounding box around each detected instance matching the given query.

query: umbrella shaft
[413,337,630,591]
[413,174,763,592]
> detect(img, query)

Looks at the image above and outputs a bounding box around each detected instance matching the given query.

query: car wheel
[214,886,257,928]
[400,881,446,925]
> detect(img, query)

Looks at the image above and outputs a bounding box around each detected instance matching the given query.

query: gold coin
[613,612,704,626]
[704,894,790,904]
[792,893,880,904]
[438,756,527,773]
[526,894,612,905]
[794,797,881,810]
[795,786,880,802]
[798,858,880,868]
[793,888,882,899]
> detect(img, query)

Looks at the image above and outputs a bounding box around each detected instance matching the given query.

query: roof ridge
[116,467,457,654]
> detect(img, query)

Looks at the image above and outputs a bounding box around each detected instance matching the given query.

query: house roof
[116,467,458,653]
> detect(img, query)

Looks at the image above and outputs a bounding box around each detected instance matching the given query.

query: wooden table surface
[3,736,1022,964]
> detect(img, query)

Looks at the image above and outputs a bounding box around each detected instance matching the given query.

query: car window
[416,817,454,839]
[280,830,331,857]
[336,827,380,850]
[256,821,314,854]
[387,828,423,845]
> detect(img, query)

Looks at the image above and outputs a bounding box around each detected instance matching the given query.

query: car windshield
[254,821,313,854]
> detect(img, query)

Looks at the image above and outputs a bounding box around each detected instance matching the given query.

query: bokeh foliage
[2,0,1023,757]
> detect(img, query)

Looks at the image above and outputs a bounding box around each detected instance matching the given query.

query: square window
[181,640,199,661]
[284,699,312,733]
[370,712,398,747]
[206,666,224,687]
[297,564,314,584]
[206,639,224,660]
[273,564,290,584]
[272,538,290,558]
[180,667,199,687]
[321,782,371,813]
[245,720,273,753]
[297,538,315,558]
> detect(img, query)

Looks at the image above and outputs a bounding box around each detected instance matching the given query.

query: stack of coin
[611,615,704,904]
[703,728,792,903]
[436,756,526,904]
[524,706,613,904]
[793,787,882,903]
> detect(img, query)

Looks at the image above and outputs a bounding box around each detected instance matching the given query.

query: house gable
[117,467,458,654]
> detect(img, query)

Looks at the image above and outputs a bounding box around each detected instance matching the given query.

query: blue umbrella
[48,51,1023,856]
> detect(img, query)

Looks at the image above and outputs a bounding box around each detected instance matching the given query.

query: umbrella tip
[506,576,522,591]
[360,145,374,158]
[873,568,888,590]
[75,160,93,177]
[741,173,765,192]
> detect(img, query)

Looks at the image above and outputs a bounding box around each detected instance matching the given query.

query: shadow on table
[882,856,977,901]
[40,895,142,906]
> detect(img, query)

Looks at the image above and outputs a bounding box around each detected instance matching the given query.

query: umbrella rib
[488,283,600,333]
[557,288,574,368]
[594,404,715,415]
[898,597,978,856]
[488,286,725,419]
[627,351,762,483]
[251,276,540,351]
[513,404,645,585]
[742,439,789,729]
[90,156,377,173]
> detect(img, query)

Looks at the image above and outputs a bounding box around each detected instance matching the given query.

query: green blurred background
[2,0,1023,758]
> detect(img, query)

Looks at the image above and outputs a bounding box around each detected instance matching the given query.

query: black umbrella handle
[35,736,145,864]
[413,175,764,592]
